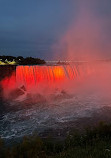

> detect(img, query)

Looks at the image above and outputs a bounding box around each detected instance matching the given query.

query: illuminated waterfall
[0,64,97,98]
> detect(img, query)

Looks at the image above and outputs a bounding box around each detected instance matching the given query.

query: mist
[53,0,111,61]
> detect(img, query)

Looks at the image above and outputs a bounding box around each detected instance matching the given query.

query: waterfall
[0,63,100,98]
[15,64,95,90]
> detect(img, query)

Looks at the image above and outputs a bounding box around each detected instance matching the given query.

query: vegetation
[1,122,111,158]
[0,56,46,65]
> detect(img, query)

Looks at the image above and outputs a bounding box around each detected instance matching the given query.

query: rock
[9,86,26,100]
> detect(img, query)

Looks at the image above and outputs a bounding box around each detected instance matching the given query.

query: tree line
[0,56,46,65]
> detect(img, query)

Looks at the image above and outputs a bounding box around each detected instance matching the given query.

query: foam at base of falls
[1,88,111,140]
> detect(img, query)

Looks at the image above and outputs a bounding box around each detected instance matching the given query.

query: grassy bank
[1,122,111,158]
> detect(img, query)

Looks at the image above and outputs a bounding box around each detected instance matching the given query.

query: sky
[0,0,111,60]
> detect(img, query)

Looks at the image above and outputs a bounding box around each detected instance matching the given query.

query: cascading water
[0,63,96,99]
[1,62,111,141]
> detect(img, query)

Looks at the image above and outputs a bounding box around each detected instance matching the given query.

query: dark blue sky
[0,0,111,60]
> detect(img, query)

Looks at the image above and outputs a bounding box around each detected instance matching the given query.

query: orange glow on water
[16,66,67,87]
[0,64,98,98]
[52,66,65,80]
[0,65,71,97]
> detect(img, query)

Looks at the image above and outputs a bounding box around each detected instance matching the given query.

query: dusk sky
[0,0,111,60]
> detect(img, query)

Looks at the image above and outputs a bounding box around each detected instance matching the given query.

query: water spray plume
[53,0,111,61]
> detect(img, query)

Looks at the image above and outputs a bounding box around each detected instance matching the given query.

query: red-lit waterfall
[1,62,111,140]
[0,64,96,99]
